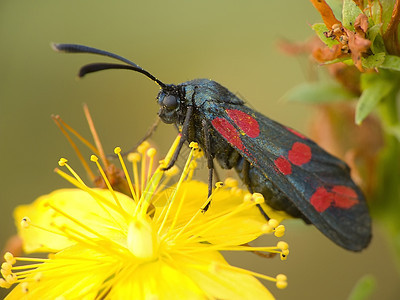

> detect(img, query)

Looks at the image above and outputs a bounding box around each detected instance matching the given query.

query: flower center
[127,215,159,261]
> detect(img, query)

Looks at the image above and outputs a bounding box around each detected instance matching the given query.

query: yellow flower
[1,136,288,299]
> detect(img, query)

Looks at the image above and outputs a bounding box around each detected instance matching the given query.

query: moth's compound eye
[162,95,178,110]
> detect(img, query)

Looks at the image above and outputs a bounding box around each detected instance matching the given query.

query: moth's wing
[207,104,371,251]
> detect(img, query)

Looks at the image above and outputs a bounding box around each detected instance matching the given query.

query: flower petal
[178,251,275,300]
[14,189,136,253]
[5,245,118,300]
[109,260,205,300]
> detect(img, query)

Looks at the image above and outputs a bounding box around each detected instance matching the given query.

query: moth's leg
[242,159,270,221]
[201,119,214,212]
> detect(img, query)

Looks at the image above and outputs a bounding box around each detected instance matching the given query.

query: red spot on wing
[226,109,260,138]
[288,142,312,166]
[274,156,292,175]
[310,187,333,213]
[286,127,306,139]
[332,186,359,209]
[310,185,359,213]
[211,117,244,151]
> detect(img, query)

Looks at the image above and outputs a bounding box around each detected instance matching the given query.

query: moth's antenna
[52,43,166,88]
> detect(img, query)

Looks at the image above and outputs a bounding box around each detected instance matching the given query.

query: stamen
[51,115,96,181]
[146,148,157,184]
[136,135,182,216]
[158,143,197,235]
[83,104,108,169]
[182,192,261,243]
[137,141,150,193]
[115,147,137,202]
[128,152,141,199]
[91,155,123,210]
[184,255,282,285]
[58,158,85,185]
[55,167,131,222]
[200,182,223,212]
[44,202,124,247]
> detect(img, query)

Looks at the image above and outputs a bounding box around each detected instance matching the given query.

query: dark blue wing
[206,103,371,251]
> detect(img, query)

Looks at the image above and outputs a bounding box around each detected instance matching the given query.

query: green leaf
[342,0,363,30]
[312,23,339,48]
[380,0,396,33]
[326,0,343,21]
[347,274,376,300]
[361,52,386,69]
[356,72,394,124]
[285,82,355,104]
[367,24,386,54]
[381,55,400,71]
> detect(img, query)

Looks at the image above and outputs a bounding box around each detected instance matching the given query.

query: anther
[90,155,98,162]
[224,177,238,187]
[127,152,141,162]
[276,274,288,289]
[268,219,279,229]
[1,262,11,272]
[4,252,15,265]
[252,193,264,204]
[261,223,274,233]
[0,278,11,289]
[34,272,42,282]
[277,241,288,250]
[147,148,157,158]
[274,225,285,237]
[6,273,17,285]
[189,142,199,149]
[215,182,224,188]
[21,217,31,229]
[114,147,121,154]
[137,141,150,154]
[21,281,29,293]
[243,193,253,203]
[58,158,68,166]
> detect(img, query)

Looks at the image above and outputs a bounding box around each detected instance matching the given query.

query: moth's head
[156,85,184,124]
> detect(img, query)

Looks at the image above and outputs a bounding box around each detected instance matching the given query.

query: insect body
[53,44,371,251]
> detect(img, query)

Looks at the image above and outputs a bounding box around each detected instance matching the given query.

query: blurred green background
[1,1,399,299]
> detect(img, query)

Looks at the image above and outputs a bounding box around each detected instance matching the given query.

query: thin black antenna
[52,43,166,88]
